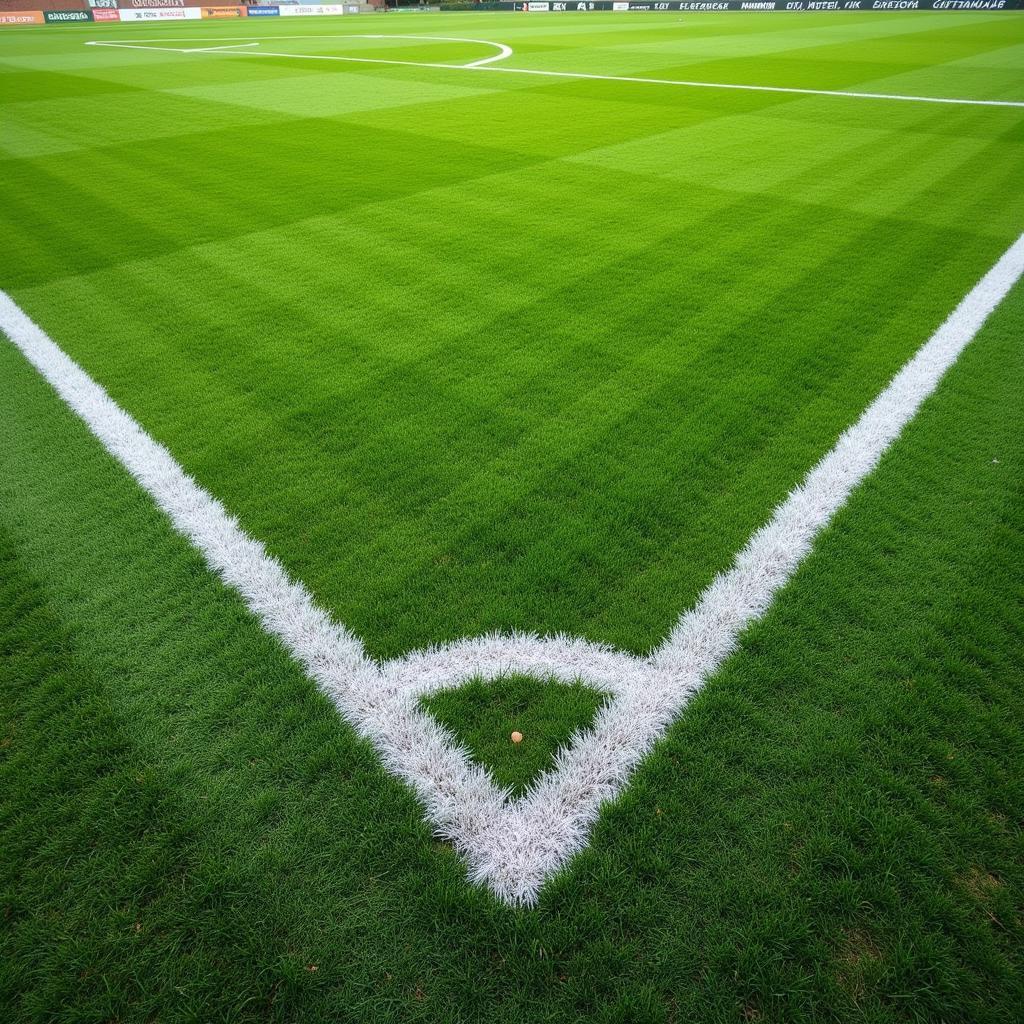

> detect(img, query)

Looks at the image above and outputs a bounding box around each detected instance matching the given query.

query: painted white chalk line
[86,35,513,70]
[3,234,1022,903]
[84,37,1024,108]
[180,43,259,54]
[357,34,514,67]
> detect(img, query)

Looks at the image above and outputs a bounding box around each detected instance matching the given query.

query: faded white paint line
[3,231,1023,904]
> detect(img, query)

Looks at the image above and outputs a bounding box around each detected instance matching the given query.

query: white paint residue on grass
[3,228,1023,902]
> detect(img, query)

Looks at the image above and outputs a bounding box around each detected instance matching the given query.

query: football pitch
[3,9,1024,1021]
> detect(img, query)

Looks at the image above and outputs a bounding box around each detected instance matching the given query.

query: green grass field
[2,10,1024,1021]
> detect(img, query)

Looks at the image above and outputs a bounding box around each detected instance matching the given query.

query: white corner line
[2,232,1023,905]
[83,38,1024,109]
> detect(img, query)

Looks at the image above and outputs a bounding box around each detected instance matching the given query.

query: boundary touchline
[3,233,1023,904]
[84,37,1024,109]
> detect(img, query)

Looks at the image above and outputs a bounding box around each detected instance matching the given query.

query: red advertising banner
[91,6,118,16]
[0,8,44,21]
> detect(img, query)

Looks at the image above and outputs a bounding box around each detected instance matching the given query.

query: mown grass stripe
[86,39,1024,109]
[3,228,1021,904]
[4,268,1023,1018]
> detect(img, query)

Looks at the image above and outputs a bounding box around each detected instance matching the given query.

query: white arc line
[86,34,513,69]
[2,232,1023,904]
[357,34,514,67]
[83,38,1024,109]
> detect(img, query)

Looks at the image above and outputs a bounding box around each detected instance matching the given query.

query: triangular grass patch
[421,675,608,797]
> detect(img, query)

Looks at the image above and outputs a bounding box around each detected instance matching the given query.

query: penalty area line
[83,39,1024,109]
[477,62,1024,109]
[84,35,512,68]
[85,41,258,54]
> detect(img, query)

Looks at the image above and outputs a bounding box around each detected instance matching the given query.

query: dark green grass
[3,238,1023,1024]
[423,675,607,794]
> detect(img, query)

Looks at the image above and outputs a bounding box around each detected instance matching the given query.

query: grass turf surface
[422,675,609,796]
[2,10,1024,1021]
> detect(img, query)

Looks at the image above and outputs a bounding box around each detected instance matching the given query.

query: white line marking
[180,43,260,54]
[358,34,514,68]
[86,41,236,54]
[84,37,1024,109]
[3,233,1023,904]
[480,62,1024,109]
[87,34,513,70]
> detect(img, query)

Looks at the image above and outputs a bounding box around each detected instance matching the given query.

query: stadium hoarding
[447,0,1023,9]
[277,3,348,12]
[0,8,44,22]
[117,5,201,16]
[0,1,356,26]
